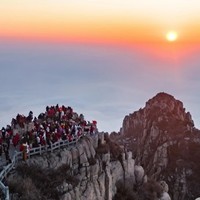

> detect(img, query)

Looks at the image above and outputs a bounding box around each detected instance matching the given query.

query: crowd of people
[0,104,98,162]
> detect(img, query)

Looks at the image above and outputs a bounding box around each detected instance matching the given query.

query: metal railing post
[39,145,42,155]
[5,186,9,200]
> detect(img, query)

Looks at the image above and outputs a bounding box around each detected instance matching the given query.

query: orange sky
[1,0,200,46]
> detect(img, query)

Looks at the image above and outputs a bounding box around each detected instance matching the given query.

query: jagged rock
[80,137,96,159]
[27,153,49,168]
[77,144,88,165]
[71,147,79,165]
[89,162,99,179]
[160,181,169,192]
[160,192,171,200]
[110,161,124,194]
[60,193,72,200]
[134,165,145,185]
[27,148,73,169]
[97,173,106,199]
[9,134,155,200]
[56,181,69,194]
[102,153,110,164]
[60,149,73,167]
[105,164,112,200]
[120,92,200,199]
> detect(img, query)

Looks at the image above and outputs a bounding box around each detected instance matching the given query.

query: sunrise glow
[166,31,178,42]
[0,0,200,46]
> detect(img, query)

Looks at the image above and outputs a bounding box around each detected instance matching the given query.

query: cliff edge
[7,133,170,200]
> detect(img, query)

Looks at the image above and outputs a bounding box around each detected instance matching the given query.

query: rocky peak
[122,92,194,138]
[145,92,182,114]
[145,92,192,123]
[120,92,200,200]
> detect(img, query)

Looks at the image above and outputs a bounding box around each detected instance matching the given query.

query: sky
[0,0,200,132]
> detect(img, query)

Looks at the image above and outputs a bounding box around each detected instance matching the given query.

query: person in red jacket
[12,133,20,147]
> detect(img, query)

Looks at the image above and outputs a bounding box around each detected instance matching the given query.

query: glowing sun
[166,31,178,42]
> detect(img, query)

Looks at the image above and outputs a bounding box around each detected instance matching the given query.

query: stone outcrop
[121,92,200,199]
[8,133,170,200]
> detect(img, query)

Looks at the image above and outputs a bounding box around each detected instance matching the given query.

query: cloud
[0,41,200,131]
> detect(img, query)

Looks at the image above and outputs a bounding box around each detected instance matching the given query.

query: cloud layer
[0,41,200,132]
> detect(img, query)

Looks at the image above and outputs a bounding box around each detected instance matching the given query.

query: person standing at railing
[2,142,11,164]
[36,135,41,146]
[22,142,29,161]
[5,149,11,164]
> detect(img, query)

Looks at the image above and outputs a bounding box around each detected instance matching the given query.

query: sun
[166,31,178,42]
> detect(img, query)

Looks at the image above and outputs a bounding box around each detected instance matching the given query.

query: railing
[0,135,81,200]
[0,151,19,200]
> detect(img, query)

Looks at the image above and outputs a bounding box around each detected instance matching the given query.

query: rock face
[8,133,170,200]
[121,92,200,199]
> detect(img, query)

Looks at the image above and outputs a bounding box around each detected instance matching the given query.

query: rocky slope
[121,92,200,200]
[7,133,170,200]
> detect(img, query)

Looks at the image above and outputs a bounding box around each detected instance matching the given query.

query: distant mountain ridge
[121,92,200,199]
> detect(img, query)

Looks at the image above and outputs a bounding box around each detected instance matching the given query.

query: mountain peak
[144,92,187,121]
[146,92,181,108]
[123,92,194,137]
[153,92,174,99]
[120,93,200,200]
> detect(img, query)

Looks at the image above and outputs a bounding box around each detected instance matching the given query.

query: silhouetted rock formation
[121,92,200,200]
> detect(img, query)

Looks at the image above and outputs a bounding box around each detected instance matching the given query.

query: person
[2,142,11,164]
[1,127,6,140]
[2,142,8,154]
[5,131,10,150]
[5,149,11,164]
[27,111,33,122]
[12,132,20,147]
[22,142,29,161]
